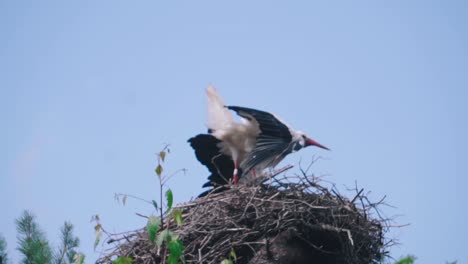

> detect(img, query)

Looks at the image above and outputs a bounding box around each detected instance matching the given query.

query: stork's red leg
[233,160,240,185]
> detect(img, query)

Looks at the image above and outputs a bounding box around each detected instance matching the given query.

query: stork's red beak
[305,138,330,150]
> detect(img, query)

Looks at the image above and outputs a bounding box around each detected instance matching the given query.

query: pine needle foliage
[15,210,53,264]
[0,234,9,264]
[54,222,80,264]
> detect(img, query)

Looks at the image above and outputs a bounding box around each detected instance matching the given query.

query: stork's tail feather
[206,85,233,132]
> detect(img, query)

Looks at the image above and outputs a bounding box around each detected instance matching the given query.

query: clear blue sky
[1,1,467,263]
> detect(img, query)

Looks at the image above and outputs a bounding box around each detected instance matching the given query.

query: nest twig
[97,172,392,264]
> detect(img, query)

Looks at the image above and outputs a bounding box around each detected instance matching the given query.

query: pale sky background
[1,1,467,263]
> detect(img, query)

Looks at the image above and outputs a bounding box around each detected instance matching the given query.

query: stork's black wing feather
[188,134,234,196]
[241,136,291,173]
[227,106,292,141]
[227,106,294,174]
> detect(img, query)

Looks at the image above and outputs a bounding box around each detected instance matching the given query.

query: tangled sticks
[97,173,390,264]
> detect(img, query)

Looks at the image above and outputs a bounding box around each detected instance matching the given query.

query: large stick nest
[97,172,391,264]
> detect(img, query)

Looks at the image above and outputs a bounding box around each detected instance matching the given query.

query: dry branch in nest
[97,171,391,264]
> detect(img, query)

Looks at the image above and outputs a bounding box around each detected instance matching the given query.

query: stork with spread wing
[189,86,329,193]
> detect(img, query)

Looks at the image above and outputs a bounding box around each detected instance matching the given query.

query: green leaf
[156,229,173,247]
[395,255,416,264]
[172,209,183,226]
[155,164,163,177]
[160,151,166,162]
[146,216,161,245]
[168,238,184,257]
[167,241,182,263]
[165,189,173,213]
[167,254,179,264]
[73,253,85,264]
[152,200,158,210]
[220,259,233,264]
[230,248,237,262]
[167,238,184,264]
[94,224,102,235]
[94,231,101,250]
[113,256,133,264]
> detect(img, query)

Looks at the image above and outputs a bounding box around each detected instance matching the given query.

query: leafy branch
[96,145,186,264]
[146,146,185,264]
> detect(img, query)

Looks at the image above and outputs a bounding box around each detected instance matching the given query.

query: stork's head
[294,131,330,151]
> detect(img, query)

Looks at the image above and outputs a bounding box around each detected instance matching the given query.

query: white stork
[190,86,329,189]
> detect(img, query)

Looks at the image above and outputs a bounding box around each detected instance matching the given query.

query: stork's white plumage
[201,86,329,185]
[206,86,259,183]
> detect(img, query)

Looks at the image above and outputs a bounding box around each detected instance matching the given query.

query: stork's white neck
[291,129,307,146]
